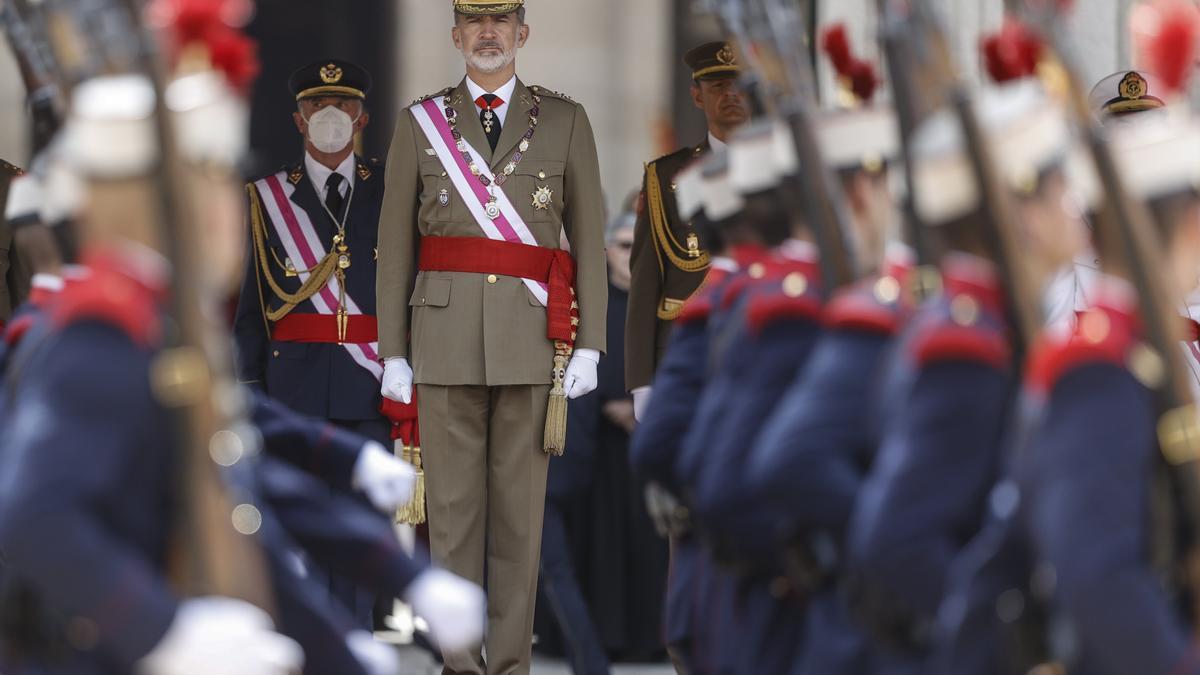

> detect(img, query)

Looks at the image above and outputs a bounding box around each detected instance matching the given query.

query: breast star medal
[532,185,553,211]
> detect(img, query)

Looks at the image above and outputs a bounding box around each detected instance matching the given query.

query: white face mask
[305,105,358,154]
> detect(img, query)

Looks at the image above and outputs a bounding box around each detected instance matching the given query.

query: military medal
[485,196,502,220]
[439,188,450,207]
[285,258,298,277]
[333,232,351,270]
[483,108,495,134]
[532,185,553,211]
[443,92,542,195]
[687,233,701,258]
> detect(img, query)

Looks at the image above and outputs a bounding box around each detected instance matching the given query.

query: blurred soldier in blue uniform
[0,39,483,674]
[234,59,391,446]
[743,104,904,675]
[629,152,747,675]
[844,80,1085,671]
[674,122,822,675]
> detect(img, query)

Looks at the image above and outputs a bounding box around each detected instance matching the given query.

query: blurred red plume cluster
[1131,0,1200,97]
[146,0,260,92]
[820,23,880,104]
[980,17,1043,84]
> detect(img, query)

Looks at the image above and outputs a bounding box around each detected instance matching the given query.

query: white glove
[404,568,485,652]
[345,630,401,675]
[632,386,653,422]
[381,357,413,404]
[562,348,600,400]
[137,597,304,675]
[352,441,417,513]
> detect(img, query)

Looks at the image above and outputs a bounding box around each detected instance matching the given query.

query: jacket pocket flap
[409,277,451,307]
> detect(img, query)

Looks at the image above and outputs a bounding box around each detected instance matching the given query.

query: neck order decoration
[444,93,541,219]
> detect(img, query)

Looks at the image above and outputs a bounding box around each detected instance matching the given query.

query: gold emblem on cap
[716,44,736,66]
[320,63,344,84]
[1119,71,1147,100]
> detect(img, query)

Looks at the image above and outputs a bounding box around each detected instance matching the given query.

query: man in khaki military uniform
[625,43,747,419]
[376,1,607,673]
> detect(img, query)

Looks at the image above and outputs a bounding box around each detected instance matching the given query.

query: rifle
[706,0,859,296]
[874,0,943,292]
[1018,0,1200,627]
[0,0,67,158]
[891,0,1044,358]
[25,0,275,611]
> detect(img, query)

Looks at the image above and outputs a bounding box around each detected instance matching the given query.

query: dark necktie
[325,172,345,220]
[476,93,503,152]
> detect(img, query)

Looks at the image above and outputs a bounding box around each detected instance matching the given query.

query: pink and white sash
[409,97,549,306]
[254,171,383,382]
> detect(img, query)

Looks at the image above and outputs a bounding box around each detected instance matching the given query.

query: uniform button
[273,350,280,357]
[538,170,546,180]
[487,274,498,284]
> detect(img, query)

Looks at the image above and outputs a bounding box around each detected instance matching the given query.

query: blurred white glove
[345,630,401,675]
[644,482,689,539]
[352,441,417,513]
[381,357,413,404]
[137,597,304,675]
[632,386,652,422]
[562,348,599,400]
[404,568,485,652]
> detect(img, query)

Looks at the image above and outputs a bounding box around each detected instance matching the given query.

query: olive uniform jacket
[624,141,710,391]
[376,77,607,386]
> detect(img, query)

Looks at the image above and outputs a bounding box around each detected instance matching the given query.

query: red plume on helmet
[146,0,260,92]
[820,23,880,104]
[1131,0,1200,98]
[980,17,1043,84]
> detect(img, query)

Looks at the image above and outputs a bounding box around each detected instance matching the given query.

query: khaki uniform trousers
[418,383,551,675]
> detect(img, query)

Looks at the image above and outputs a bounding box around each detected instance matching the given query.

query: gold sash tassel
[543,340,572,456]
[394,443,426,526]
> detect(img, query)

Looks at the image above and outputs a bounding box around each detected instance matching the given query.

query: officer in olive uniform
[376,1,608,672]
[625,41,749,417]
[1,160,27,329]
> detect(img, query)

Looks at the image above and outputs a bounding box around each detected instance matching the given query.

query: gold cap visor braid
[454,0,524,15]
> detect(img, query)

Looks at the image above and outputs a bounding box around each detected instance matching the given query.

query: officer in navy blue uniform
[234,59,390,445]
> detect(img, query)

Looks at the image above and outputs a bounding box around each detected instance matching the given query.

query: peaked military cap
[453,0,524,15]
[685,41,741,81]
[1089,70,1165,120]
[289,59,372,102]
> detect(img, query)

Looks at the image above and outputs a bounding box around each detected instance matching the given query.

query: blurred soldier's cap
[816,106,898,173]
[5,173,42,229]
[1111,112,1200,201]
[700,151,744,221]
[453,0,524,15]
[730,121,783,195]
[911,80,1071,224]
[289,59,372,102]
[674,161,707,221]
[1089,70,1165,121]
[685,41,741,82]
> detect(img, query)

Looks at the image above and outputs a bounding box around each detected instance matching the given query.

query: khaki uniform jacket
[0,161,27,323]
[624,142,709,391]
[377,78,607,386]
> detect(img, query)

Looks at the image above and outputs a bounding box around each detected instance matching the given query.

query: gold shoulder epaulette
[410,86,455,106]
[528,85,575,103]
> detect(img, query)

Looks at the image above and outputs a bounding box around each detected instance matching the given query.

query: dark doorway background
[244,0,398,178]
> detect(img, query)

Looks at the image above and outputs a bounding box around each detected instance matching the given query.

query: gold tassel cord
[394,443,426,526]
[246,184,340,322]
[543,341,572,456]
[645,163,711,273]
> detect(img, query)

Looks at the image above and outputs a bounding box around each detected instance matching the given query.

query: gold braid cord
[645,162,711,274]
[247,184,339,322]
[394,443,426,525]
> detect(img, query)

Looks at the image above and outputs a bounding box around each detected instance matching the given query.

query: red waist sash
[417,236,578,344]
[272,313,378,344]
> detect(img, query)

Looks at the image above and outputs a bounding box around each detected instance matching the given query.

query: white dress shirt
[708,132,727,152]
[465,75,518,127]
[306,152,356,203]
